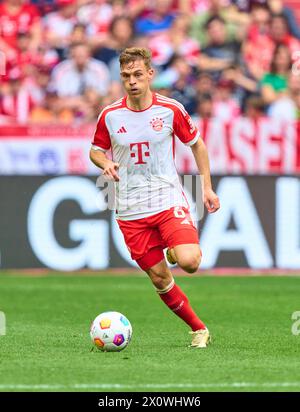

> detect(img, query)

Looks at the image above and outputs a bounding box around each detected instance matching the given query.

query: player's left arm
[173,104,220,214]
[190,137,220,213]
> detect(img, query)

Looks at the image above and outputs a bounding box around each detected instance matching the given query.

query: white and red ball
[90,311,132,352]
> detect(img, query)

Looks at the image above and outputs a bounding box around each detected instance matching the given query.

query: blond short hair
[119,47,152,70]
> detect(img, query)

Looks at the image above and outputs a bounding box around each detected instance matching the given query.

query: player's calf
[146,260,174,290]
[147,256,207,335]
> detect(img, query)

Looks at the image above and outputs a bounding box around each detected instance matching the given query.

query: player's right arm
[89,109,119,181]
[89,149,120,182]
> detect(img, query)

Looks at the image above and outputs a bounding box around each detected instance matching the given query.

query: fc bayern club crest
[150,117,164,131]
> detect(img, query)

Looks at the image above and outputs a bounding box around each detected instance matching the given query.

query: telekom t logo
[130,141,150,165]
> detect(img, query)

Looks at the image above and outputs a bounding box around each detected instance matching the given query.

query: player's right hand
[204,188,220,213]
[103,161,120,182]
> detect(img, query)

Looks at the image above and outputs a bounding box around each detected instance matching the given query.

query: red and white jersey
[149,33,201,66]
[77,2,113,35]
[92,93,200,220]
[0,85,35,124]
[0,3,40,49]
[43,11,78,47]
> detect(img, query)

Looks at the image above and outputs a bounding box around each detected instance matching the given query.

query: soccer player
[90,47,220,348]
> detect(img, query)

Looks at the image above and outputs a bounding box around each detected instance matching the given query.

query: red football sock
[158,283,206,331]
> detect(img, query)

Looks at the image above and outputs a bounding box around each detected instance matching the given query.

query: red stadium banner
[176,117,300,175]
[0,119,300,175]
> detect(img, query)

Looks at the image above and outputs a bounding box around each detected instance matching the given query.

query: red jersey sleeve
[173,105,200,146]
[92,110,111,152]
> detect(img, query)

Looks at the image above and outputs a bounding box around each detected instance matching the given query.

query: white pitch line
[0,382,300,390]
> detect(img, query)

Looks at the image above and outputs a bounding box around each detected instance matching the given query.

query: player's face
[120,59,154,98]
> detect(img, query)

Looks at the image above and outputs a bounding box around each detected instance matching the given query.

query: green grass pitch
[0,272,299,392]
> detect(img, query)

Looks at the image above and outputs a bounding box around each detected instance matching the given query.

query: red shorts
[117,206,199,271]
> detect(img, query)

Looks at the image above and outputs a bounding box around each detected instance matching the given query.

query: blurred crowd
[1,0,300,125]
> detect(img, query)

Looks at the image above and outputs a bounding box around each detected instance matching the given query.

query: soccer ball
[90,311,132,352]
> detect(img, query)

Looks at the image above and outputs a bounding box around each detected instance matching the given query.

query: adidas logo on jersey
[117,126,127,133]
[180,218,191,225]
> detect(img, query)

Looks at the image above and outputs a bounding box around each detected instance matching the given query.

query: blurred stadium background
[1,0,300,272]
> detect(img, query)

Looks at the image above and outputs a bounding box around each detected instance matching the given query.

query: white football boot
[189,328,211,348]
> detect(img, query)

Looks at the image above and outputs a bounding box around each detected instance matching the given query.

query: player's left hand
[204,188,220,213]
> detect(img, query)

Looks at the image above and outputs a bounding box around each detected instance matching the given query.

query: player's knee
[178,251,202,274]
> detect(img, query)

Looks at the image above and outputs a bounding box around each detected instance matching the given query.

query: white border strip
[0,382,299,390]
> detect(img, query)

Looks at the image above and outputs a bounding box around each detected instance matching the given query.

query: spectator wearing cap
[43,0,78,60]
[197,15,241,81]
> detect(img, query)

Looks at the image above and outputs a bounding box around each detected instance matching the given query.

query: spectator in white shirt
[43,0,79,59]
[49,42,111,97]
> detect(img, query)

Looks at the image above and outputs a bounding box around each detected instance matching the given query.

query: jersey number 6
[174,207,186,218]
